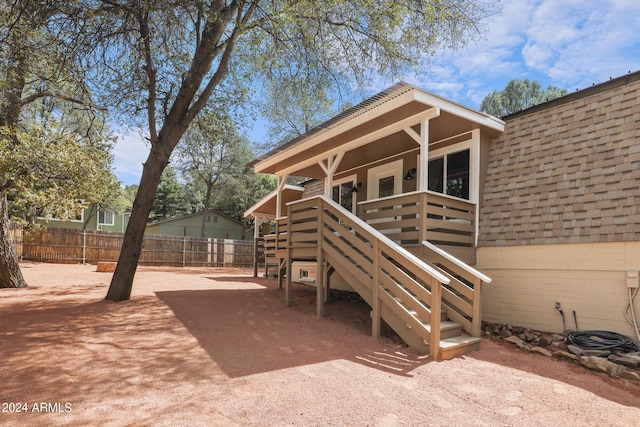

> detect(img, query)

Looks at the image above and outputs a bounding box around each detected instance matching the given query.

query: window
[49,207,84,223]
[300,269,316,280]
[428,148,470,200]
[98,210,115,226]
[331,175,357,213]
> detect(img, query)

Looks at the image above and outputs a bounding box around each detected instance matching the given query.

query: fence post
[83,229,87,265]
[182,237,186,267]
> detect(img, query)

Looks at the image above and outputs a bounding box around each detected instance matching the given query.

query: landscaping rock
[505,335,528,349]
[579,356,621,378]
[582,349,611,358]
[614,355,640,368]
[619,370,640,381]
[530,346,553,357]
[538,335,553,347]
[500,329,513,338]
[567,344,584,356]
[553,350,579,361]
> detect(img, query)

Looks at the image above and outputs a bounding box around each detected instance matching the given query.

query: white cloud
[395,0,640,108]
[111,130,149,186]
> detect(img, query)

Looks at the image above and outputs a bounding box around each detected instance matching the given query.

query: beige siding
[477,241,640,340]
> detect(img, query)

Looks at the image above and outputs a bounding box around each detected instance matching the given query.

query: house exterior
[42,205,129,233]
[477,71,640,339]
[246,71,640,359]
[145,209,248,240]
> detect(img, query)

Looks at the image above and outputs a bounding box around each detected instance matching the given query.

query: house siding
[145,211,246,239]
[478,74,640,247]
[476,72,640,339]
[478,242,640,338]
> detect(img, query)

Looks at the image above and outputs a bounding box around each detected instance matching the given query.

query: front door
[367,159,403,200]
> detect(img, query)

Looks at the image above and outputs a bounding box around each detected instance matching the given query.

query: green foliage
[1,120,116,228]
[480,79,568,117]
[149,166,192,222]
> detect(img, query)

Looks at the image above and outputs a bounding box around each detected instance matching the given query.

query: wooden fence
[12,227,254,267]
[8,221,23,259]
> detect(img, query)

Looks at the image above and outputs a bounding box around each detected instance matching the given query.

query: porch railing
[356,190,476,248]
[287,196,451,358]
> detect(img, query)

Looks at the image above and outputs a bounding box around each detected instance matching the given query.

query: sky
[111,0,640,186]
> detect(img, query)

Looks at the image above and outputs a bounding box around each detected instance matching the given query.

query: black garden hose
[566,330,638,352]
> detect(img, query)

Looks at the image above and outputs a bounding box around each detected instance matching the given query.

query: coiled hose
[567,330,638,352]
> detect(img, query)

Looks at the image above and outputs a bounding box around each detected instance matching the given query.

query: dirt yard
[1,262,639,426]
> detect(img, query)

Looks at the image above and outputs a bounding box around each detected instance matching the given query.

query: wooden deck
[261,194,490,360]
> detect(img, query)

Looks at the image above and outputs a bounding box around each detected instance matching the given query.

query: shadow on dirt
[156,279,430,379]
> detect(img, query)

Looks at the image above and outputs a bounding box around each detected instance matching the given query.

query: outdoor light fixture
[352,182,362,193]
[404,168,417,180]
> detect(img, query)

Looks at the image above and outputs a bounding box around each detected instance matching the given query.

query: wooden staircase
[284,196,490,360]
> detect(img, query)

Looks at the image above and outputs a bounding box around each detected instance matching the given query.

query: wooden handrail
[313,196,451,285]
[422,240,491,283]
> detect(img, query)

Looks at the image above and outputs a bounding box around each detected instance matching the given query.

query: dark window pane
[340,181,353,211]
[378,176,395,198]
[428,157,444,193]
[447,149,469,199]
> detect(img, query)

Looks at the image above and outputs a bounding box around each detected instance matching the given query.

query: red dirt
[1,262,639,426]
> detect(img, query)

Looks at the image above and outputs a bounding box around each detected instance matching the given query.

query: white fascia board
[253,91,418,174]
[276,107,439,177]
[243,184,304,218]
[413,91,505,132]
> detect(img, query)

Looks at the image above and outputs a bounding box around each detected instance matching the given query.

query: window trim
[98,209,115,226]
[330,174,358,213]
[417,133,479,203]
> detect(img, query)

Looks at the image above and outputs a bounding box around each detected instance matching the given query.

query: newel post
[285,204,293,307]
[371,239,381,338]
[316,198,324,317]
[429,277,442,359]
[472,277,483,337]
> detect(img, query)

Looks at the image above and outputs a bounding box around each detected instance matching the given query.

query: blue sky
[112,0,640,186]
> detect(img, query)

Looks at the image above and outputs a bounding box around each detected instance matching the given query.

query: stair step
[437,336,482,360]
[424,320,462,339]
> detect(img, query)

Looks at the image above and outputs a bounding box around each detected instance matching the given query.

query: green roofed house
[246,71,640,360]
[145,209,248,240]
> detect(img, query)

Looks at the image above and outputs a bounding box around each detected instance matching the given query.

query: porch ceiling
[244,185,304,219]
[252,82,505,178]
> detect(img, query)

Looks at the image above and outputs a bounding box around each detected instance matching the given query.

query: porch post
[275,174,288,218]
[252,217,263,278]
[418,118,429,191]
[318,152,345,197]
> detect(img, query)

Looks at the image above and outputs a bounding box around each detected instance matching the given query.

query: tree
[0,0,104,288]
[150,166,192,222]
[212,168,277,240]
[97,0,495,301]
[258,60,338,150]
[174,109,250,237]
[480,79,568,117]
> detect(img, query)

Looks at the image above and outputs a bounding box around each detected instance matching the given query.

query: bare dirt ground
[1,262,639,426]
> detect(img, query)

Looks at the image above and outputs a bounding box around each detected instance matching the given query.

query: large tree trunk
[0,190,28,288]
[199,182,213,238]
[105,145,170,301]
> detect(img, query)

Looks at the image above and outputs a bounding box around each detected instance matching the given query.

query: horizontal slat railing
[422,241,491,337]
[357,190,477,247]
[290,195,450,358]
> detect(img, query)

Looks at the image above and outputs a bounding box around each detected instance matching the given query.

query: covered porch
[246,82,504,359]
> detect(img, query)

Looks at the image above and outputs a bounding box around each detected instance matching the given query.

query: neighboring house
[145,209,248,240]
[42,205,130,233]
[245,71,640,360]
